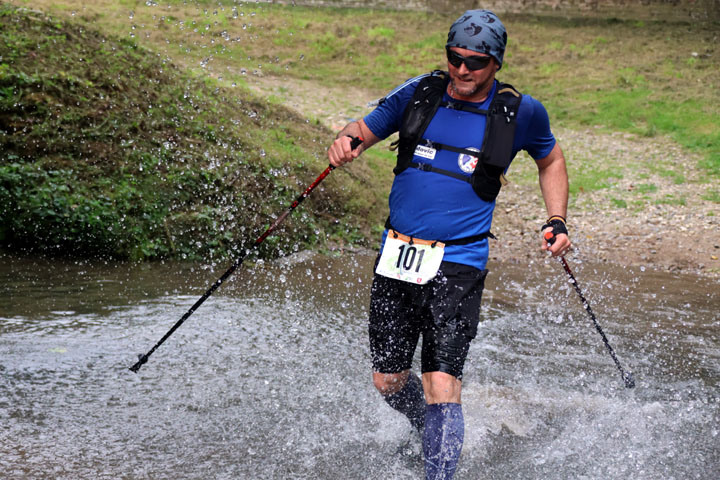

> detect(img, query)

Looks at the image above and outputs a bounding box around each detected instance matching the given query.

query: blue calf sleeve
[383,372,426,432]
[423,403,464,480]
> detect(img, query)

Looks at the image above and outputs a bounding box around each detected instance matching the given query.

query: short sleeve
[363,79,420,140]
[514,95,556,160]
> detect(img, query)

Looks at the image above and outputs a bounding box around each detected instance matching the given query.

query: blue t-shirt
[364,75,556,270]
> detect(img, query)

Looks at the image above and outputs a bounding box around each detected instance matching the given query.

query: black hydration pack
[393,70,522,202]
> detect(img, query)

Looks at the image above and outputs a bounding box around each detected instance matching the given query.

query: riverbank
[0,4,389,260]
[492,128,720,278]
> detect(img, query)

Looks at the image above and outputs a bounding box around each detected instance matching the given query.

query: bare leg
[374,370,426,432]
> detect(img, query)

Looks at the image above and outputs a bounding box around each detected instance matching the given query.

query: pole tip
[623,371,636,389]
[129,353,148,373]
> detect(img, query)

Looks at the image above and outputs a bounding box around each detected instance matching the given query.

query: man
[328,9,571,479]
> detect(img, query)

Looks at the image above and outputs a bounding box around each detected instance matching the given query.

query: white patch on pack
[414,145,437,160]
[458,147,480,173]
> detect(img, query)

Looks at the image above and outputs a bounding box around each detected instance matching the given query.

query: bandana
[446,10,507,69]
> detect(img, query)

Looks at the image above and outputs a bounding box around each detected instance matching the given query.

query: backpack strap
[479,82,522,169]
[394,70,449,175]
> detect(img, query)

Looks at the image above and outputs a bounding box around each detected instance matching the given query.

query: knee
[373,370,409,396]
[423,371,462,404]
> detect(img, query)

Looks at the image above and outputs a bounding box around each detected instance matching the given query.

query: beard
[447,67,496,101]
[449,77,479,97]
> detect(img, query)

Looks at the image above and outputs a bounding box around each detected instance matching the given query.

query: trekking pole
[129,136,363,373]
[544,232,636,389]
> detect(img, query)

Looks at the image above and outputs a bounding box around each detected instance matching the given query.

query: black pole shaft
[129,162,341,373]
[559,257,635,388]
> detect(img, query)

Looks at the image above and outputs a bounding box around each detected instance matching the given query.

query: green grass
[656,194,687,206]
[648,163,686,185]
[634,183,658,194]
[567,89,720,176]
[701,190,720,203]
[0,4,389,260]
[568,167,622,195]
[610,197,628,209]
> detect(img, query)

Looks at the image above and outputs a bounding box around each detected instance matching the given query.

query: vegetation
[1,1,718,260]
[0,3,389,260]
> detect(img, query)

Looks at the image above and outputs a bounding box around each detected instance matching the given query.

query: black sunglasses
[446,49,493,71]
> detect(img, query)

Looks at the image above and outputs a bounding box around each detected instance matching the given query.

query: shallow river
[1,250,718,479]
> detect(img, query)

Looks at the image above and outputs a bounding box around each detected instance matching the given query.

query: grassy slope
[0,4,389,260]
[58,0,715,178]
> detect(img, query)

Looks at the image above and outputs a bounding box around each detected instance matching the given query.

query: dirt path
[248,75,720,278]
[493,128,720,278]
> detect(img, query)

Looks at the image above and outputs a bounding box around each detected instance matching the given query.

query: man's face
[446,46,498,100]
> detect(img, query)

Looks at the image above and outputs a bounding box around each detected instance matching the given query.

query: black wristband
[541,218,568,237]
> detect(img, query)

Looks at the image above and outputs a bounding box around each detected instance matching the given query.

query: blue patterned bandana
[446,10,507,69]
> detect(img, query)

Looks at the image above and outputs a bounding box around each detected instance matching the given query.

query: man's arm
[535,142,571,256]
[327,119,381,167]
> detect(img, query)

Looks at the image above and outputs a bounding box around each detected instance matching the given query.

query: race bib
[376,230,445,284]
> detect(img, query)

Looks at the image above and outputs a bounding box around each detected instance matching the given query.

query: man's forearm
[335,119,380,149]
[336,120,364,139]
[537,144,568,219]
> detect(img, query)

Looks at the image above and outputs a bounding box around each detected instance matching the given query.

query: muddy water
[1,250,718,479]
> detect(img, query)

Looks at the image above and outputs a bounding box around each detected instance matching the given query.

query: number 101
[396,245,425,272]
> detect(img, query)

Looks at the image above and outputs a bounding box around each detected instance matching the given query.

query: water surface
[1,251,718,479]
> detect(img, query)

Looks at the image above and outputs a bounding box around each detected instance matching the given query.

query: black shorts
[368,259,488,380]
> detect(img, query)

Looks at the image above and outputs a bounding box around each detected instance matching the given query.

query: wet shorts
[368,259,488,379]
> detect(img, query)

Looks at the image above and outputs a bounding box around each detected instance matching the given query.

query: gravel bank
[493,128,720,278]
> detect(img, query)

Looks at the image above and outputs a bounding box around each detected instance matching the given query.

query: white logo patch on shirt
[414,144,437,160]
[458,147,480,173]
